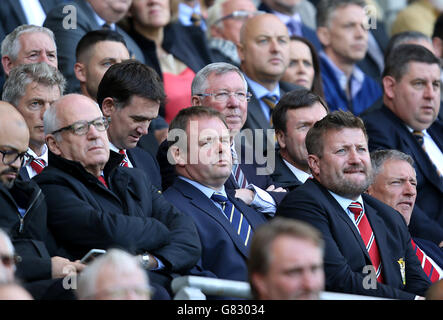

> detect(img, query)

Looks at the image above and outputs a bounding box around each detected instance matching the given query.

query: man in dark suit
[190,62,287,216]
[96,60,164,189]
[237,13,299,151]
[277,111,431,299]
[2,63,65,181]
[163,106,267,282]
[43,0,145,94]
[271,88,328,190]
[34,93,201,293]
[367,149,443,282]
[361,44,443,246]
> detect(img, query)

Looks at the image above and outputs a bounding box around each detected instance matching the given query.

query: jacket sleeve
[38,182,171,259]
[148,185,201,273]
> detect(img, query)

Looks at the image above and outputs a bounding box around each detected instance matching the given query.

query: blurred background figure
[77,249,151,300]
[281,35,325,98]
[248,217,325,300]
[0,282,33,300]
[0,229,17,284]
[427,279,443,299]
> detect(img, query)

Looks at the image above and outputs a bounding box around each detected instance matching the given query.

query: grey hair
[76,249,150,300]
[316,0,366,28]
[2,62,65,107]
[1,24,56,60]
[206,0,226,37]
[370,149,415,177]
[191,62,248,95]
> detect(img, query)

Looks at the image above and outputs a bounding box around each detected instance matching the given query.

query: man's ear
[307,154,320,177]
[101,97,116,117]
[236,42,245,62]
[316,26,331,48]
[191,96,201,106]
[74,62,86,82]
[169,145,186,167]
[46,134,62,156]
[250,273,267,300]
[275,130,286,150]
[2,56,14,75]
[382,76,396,100]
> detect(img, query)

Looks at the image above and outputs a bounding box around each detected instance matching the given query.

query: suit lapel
[246,91,270,131]
[175,179,250,257]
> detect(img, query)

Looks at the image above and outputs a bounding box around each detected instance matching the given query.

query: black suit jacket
[163,178,267,282]
[362,105,443,244]
[277,178,431,299]
[43,0,145,93]
[124,147,162,191]
[270,151,303,191]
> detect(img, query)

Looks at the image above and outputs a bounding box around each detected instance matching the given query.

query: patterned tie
[348,202,384,283]
[30,158,46,175]
[211,192,253,247]
[412,130,442,177]
[261,95,278,126]
[231,148,248,189]
[119,149,129,167]
[411,239,442,282]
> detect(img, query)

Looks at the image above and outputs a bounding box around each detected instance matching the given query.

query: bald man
[237,13,299,154]
[0,101,84,300]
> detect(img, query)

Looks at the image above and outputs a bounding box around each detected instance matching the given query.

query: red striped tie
[30,158,46,175]
[119,149,129,167]
[98,175,108,188]
[411,239,441,282]
[349,202,384,283]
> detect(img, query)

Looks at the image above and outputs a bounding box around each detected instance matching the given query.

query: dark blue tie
[211,192,253,247]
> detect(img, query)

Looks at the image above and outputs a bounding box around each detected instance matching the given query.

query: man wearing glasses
[0,101,84,299]
[34,94,201,298]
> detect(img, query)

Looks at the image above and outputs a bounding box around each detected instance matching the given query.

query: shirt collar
[178,176,226,199]
[244,74,280,100]
[25,144,48,163]
[282,159,311,183]
[88,2,116,30]
[328,190,364,212]
[272,10,301,25]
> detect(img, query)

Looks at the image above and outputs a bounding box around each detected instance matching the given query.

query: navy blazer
[277,179,431,299]
[163,178,267,282]
[270,151,303,191]
[362,105,443,244]
[125,147,162,191]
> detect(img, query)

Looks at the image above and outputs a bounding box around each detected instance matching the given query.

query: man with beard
[276,111,431,299]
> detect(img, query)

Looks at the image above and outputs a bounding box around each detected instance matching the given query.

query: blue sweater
[320,54,382,115]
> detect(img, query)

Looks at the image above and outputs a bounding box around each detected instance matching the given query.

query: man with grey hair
[367,149,443,282]
[316,0,382,116]
[2,62,65,180]
[77,249,150,300]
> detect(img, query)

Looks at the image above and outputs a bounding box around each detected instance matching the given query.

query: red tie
[119,149,129,167]
[98,175,108,188]
[348,201,384,283]
[411,239,441,282]
[30,158,46,175]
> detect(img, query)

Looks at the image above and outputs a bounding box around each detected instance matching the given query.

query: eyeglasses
[51,117,110,136]
[195,91,252,102]
[0,149,29,166]
[0,254,21,267]
[214,10,262,24]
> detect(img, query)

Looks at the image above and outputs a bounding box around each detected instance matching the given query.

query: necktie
[190,13,201,26]
[348,201,384,283]
[98,175,108,188]
[411,239,441,282]
[102,23,111,29]
[119,149,129,167]
[286,20,302,36]
[412,130,442,177]
[261,95,278,126]
[231,148,248,189]
[30,158,46,175]
[211,192,253,247]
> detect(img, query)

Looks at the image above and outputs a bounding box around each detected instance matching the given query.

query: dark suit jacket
[362,105,443,244]
[163,178,267,282]
[125,147,162,191]
[43,0,145,93]
[270,151,303,191]
[276,178,431,299]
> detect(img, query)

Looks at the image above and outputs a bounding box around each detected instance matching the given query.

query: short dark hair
[75,29,127,61]
[305,110,367,157]
[316,0,366,28]
[96,59,166,108]
[272,88,329,133]
[433,13,443,40]
[383,44,440,80]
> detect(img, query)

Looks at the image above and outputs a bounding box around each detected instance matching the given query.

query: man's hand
[51,256,85,279]
[266,185,287,192]
[235,188,255,204]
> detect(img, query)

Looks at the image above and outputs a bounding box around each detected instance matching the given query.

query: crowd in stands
[0,0,443,301]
